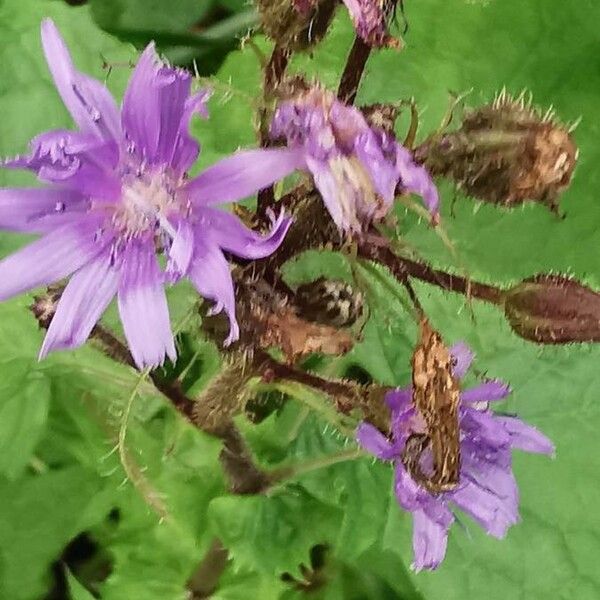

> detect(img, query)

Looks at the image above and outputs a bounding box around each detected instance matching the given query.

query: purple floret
[341,0,402,48]
[271,86,439,233]
[0,19,305,368]
[357,343,554,571]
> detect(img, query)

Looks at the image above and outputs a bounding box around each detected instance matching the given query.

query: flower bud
[504,274,600,343]
[255,0,337,51]
[420,91,578,211]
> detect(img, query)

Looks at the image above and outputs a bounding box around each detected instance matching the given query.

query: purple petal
[39,252,119,358]
[395,144,440,219]
[121,44,195,167]
[496,416,555,456]
[169,219,195,275]
[41,19,120,141]
[307,157,350,230]
[0,220,105,301]
[117,242,176,369]
[0,188,87,234]
[450,478,519,538]
[356,422,395,460]
[5,130,120,200]
[461,451,519,513]
[200,207,292,260]
[354,130,398,202]
[394,462,430,511]
[449,341,473,378]
[188,240,239,346]
[385,388,412,412]
[169,89,212,173]
[411,508,452,572]
[460,407,512,449]
[185,148,305,205]
[461,380,511,404]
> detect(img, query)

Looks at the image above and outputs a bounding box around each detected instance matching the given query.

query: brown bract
[403,319,461,494]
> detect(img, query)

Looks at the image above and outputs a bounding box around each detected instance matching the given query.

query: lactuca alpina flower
[341,0,402,48]
[357,343,554,571]
[0,20,303,368]
[271,85,439,233]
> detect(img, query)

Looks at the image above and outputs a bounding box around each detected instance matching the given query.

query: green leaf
[66,568,96,600]
[208,489,342,578]
[0,358,50,478]
[0,0,135,190]
[0,467,112,600]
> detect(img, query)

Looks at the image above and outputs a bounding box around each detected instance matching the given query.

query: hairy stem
[256,45,292,221]
[270,447,365,485]
[338,36,372,105]
[357,237,505,305]
[187,539,229,599]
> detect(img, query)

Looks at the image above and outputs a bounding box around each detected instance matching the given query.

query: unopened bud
[255,0,337,51]
[504,274,600,344]
[420,91,578,211]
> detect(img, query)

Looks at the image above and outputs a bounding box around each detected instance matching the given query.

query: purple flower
[341,0,401,48]
[271,86,439,233]
[0,20,304,368]
[357,342,554,571]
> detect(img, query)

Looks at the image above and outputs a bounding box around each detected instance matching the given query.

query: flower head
[341,0,402,48]
[357,342,554,571]
[0,20,303,368]
[271,85,439,233]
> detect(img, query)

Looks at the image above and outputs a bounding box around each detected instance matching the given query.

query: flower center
[111,172,184,241]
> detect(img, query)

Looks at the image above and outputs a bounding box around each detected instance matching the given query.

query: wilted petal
[117,241,176,369]
[496,416,555,456]
[356,423,395,460]
[449,341,474,378]
[41,19,120,141]
[188,240,239,346]
[354,130,398,201]
[40,252,119,358]
[396,145,440,219]
[0,188,87,233]
[201,207,292,260]
[308,157,350,231]
[462,380,511,404]
[0,220,105,301]
[411,508,452,572]
[186,148,305,205]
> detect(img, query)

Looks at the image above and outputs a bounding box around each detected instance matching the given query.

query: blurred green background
[0,1,599,599]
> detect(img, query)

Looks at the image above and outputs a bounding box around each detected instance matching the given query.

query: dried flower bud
[295,277,364,327]
[256,0,337,51]
[504,274,600,343]
[420,91,578,211]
